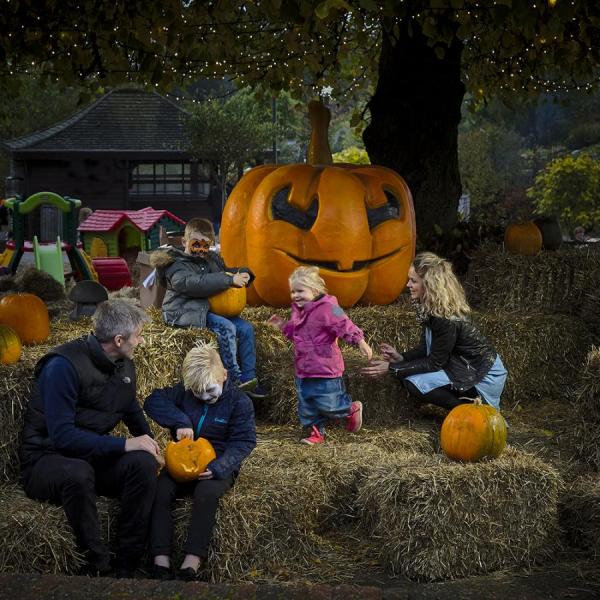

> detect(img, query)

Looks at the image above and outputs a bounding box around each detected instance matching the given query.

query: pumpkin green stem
[307,100,333,166]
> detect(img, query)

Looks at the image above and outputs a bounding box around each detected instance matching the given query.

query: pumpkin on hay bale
[0,324,21,364]
[504,221,543,256]
[356,446,562,581]
[560,474,600,559]
[0,292,50,344]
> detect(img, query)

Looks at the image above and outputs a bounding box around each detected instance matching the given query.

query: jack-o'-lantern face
[220,101,416,308]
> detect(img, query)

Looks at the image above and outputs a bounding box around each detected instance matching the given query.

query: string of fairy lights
[0,0,598,99]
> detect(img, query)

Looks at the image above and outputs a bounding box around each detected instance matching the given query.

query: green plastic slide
[33,235,65,286]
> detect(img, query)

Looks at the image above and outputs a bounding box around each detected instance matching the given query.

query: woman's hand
[198,469,214,480]
[176,428,194,440]
[267,314,285,330]
[232,272,250,287]
[361,360,390,378]
[358,339,373,360]
[380,343,403,362]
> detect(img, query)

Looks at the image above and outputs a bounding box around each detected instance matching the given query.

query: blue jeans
[295,377,352,431]
[206,312,256,383]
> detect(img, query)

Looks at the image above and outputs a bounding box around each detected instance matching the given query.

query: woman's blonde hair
[182,341,227,395]
[412,252,470,319]
[289,266,327,295]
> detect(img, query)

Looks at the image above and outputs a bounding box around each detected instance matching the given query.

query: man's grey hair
[93,299,150,342]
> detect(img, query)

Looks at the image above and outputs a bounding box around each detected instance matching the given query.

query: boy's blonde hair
[182,341,227,395]
[184,218,215,244]
[412,252,470,319]
[289,266,327,295]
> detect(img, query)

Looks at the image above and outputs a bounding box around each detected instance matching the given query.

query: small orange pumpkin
[0,293,50,344]
[440,398,507,462]
[504,222,542,256]
[221,100,416,308]
[165,437,217,483]
[208,277,247,317]
[0,324,22,364]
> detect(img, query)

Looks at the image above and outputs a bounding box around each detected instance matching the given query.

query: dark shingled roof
[4,88,191,152]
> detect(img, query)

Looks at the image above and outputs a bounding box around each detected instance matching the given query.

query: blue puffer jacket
[144,379,256,480]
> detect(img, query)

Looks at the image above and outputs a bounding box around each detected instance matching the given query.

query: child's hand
[267,314,285,330]
[358,339,373,360]
[176,428,194,440]
[232,272,250,287]
[198,468,214,480]
[380,343,402,362]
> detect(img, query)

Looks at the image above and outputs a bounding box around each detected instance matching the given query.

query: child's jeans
[206,312,257,383]
[295,376,352,431]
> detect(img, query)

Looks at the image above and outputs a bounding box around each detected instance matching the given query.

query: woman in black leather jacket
[362,252,507,410]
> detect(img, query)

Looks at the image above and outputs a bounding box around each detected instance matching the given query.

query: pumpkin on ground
[440,398,507,462]
[208,277,247,317]
[0,293,50,344]
[504,222,543,256]
[0,324,22,364]
[220,100,416,308]
[165,437,217,483]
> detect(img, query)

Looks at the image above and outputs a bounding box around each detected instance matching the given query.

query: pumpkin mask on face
[220,101,416,308]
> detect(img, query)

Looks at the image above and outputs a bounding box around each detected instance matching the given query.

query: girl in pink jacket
[268,266,372,445]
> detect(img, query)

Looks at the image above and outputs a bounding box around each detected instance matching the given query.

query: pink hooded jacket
[281,294,365,379]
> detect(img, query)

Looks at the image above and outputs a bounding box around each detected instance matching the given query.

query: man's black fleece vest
[20,334,136,469]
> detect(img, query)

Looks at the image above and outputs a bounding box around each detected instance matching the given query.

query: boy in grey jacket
[151,218,266,399]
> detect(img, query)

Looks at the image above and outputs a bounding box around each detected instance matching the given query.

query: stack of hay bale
[1,243,597,583]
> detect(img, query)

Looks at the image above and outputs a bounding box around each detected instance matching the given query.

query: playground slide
[0,247,14,268]
[33,236,65,286]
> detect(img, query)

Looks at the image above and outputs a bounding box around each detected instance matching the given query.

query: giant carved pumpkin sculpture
[221,101,416,307]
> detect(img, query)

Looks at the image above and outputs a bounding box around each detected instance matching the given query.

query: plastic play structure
[78,207,185,257]
[0,192,98,282]
[0,192,134,290]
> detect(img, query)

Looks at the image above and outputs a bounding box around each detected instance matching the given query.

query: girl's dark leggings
[404,380,478,411]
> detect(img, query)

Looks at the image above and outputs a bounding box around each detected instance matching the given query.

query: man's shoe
[301,426,325,445]
[151,564,173,581]
[239,377,258,392]
[246,383,268,399]
[114,567,136,579]
[178,566,206,582]
[345,400,363,433]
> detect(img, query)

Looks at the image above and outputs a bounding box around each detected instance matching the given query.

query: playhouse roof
[78,207,185,234]
[4,88,190,152]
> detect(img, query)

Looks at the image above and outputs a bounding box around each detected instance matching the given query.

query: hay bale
[572,347,600,470]
[356,446,562,581]
[14,266,66,302]
[0,310,213,483]
[464,246,600,336]
[0,484,84,574]
[248,306,591,422]
[560,474,600,558]
[0,433,564,584]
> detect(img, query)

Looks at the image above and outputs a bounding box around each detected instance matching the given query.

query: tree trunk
[364,20,465,238]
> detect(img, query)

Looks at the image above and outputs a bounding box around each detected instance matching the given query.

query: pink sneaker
[301,426,325,445]
[346,401,363,433]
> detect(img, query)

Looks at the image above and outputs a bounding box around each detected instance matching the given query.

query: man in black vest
[20,299,161,578]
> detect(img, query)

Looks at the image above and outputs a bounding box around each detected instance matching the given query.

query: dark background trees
[1,1,598,236]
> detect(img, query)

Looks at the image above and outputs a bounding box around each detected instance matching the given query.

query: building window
[129,162,192,196]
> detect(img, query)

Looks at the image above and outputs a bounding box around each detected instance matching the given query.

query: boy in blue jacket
[144,342,256,581]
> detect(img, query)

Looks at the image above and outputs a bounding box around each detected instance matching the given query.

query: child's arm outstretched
[144,383,194,441]
[327,304,372,359]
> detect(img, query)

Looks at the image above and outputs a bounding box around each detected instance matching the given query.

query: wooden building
[4,88,214,227]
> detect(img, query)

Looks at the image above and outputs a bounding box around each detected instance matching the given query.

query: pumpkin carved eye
[271,186,318,230]
[367,189,401,229]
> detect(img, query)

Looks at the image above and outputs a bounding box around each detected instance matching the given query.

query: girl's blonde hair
[289,266,327,295]
[182,341,227,395]
[412,252,470,319]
